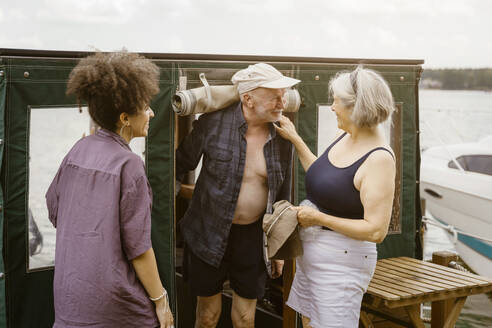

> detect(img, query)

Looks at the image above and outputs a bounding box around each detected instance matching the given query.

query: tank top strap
[325,132,347,153]
[354,147,395,168]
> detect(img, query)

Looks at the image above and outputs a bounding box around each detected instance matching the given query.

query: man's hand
[271,259,284,279]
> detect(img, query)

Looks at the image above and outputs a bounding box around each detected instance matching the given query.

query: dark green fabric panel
[295,85,327,203]
[4,76,68,327]
[147,81,176,313]
[296,64,420,89]
[5,62,73,328]
[378,67,419,259]
[377,82,418,259]
[173,61,246,91]
[380,68,419,259]
[9,66,74,84]
[153,62,175,83]
[3,57,77,68]
[2,56,179,326]
[414,83,423,260]
[0,66,7,327]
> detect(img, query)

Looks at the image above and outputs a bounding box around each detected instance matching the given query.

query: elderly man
[176,63,300,328]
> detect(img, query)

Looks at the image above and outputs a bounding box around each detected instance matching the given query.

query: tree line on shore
[421,68,492,91]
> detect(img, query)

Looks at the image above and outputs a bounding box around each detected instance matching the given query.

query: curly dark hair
[66,51,160,132]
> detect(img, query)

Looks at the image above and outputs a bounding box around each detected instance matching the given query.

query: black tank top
[305,132,393,219]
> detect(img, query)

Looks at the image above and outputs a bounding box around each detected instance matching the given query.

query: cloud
[0,34,44,49]
[325,0,399,15]
[0,0,491,67]
[440,0,475,16]
[34,0,146,24]
[320,20,350,47]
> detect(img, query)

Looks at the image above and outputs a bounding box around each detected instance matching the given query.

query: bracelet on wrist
[149,289,167,302]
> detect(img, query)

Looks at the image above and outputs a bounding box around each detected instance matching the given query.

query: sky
[1,0,490,68]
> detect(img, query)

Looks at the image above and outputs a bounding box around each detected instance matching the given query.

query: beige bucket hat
[262,200,303,260]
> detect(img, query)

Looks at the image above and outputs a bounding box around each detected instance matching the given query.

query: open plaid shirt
[176,102,293,268]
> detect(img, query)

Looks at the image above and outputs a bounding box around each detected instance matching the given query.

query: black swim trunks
[185,219,267,300]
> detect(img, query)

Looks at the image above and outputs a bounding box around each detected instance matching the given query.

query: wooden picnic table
[361,256,492,328]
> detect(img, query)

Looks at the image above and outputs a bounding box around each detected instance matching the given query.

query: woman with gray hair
[274,66,396,328]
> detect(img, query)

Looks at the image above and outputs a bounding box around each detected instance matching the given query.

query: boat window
[448,155,492,175]
[318,103,403,234]
[28,106,146,271]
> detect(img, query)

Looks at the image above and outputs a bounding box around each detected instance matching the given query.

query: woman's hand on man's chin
[273,115,299,142]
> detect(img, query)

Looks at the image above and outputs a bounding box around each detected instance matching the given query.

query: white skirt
[286,226,377,328]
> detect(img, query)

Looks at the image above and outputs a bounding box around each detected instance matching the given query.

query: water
[419,89,492,150]
[28,107,145,270]
[420,89,492,327]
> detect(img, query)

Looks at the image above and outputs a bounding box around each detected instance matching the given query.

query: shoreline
[420,87,492,93]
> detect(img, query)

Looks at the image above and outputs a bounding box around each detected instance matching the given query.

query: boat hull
[421,179,492,278]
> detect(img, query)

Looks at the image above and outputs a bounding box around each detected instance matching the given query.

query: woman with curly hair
[46,51,174,328]
[275,66,396,328]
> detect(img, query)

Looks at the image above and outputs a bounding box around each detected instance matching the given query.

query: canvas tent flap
[0,49,422,327]
[0,55,176,327]
[0,63,8,328]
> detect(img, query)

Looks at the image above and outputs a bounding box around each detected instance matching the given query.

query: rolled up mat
[283,88,301,114]
[173,85,239,116]
[173,74,301,116]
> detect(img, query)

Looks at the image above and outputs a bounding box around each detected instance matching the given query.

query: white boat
[420,136,492,277]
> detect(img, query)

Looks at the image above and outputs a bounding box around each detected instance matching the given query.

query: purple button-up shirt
[46,129,158,328]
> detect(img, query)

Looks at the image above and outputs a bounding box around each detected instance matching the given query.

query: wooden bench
[360,256,492,328]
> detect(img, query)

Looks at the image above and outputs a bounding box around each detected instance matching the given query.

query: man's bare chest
[243,135,268,179]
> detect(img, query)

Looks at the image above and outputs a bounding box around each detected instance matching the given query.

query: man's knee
[231,306,255,328]
[196,310,221,328]
[196,307,221,328]
[195,296,221,328]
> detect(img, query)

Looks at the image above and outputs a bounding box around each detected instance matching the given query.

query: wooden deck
[361,256,492,328]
